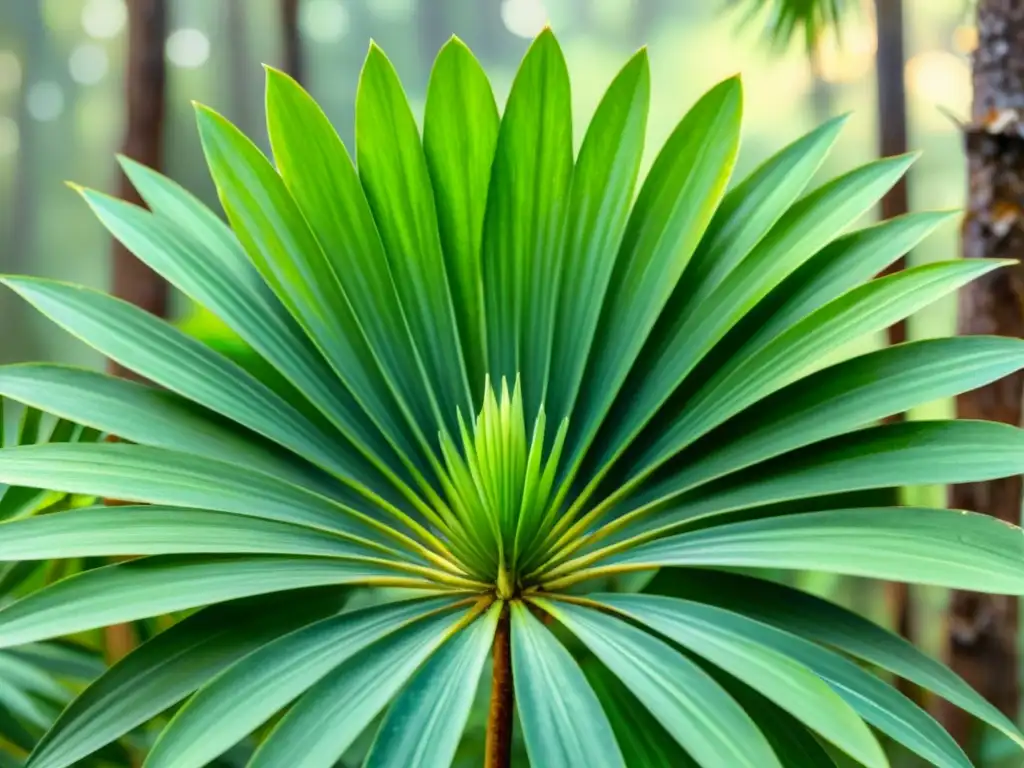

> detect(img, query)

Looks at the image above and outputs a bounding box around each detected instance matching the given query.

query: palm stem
[485,601,514,768]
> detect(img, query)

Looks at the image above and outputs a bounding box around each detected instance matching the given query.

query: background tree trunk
[872,0,918,691]
[280,0,303,84]
[940,0,1024,754]
[105,0,168,664]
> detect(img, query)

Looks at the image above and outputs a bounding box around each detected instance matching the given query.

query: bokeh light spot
[166,28,211,69]
[81,0,127,39]
[301,0,350,44]
[501,0,548,40]
[26,81,65,122]
[69,44,109,85]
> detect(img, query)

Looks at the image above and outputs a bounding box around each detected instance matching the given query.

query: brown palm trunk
[280,0,303,84]
[940,0,1024,754]
[105,0,168,664]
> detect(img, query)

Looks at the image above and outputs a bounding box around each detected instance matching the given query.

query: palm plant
[1,29,1024,768]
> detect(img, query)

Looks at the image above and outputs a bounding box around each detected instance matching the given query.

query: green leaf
[0,555,414,649]
[581,657,696,767]
[565,76,742,473]
[265,68,445,468]
[626,420,1024,540]
[605,507,1024,594]
[627,336,1024,513]
[602,593,966,767]
[635,258,1009,476]
[194,104,432,487]
[0,506,378,561]
[511,602,625,768]
[0,443,419,562]
[145,597,466,768]
[0,363,345,497]
[79,181,414,501]
[0,277,410,513]
[249,603,472,768]
[589,152,916,495]
[646,568,1024,750]
[590,594,884,766]
[739,211,956,352]
[356,43,473,432]
[423,38,499,399]
[679,115,846,310]
[712,674,840,768]
[479,29,573,419]
[547,49,650,427]
[16,406,42,446]
[365,601,500,768]
[536,598,779,768]
[27,590,347,768]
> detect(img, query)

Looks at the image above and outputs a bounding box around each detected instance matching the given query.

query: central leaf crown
[439,376,568,596]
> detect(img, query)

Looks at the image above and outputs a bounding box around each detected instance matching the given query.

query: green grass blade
[510,602,625,768]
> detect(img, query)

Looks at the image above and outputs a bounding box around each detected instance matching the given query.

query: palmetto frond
[1,29,1023,768]
[729,0,853,50]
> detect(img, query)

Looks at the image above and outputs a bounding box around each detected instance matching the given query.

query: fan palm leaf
[1,30,1024,768]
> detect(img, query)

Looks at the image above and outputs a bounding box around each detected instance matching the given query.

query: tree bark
[940,0,1024,753]
[110,0,168,358]
[872,0,918,694]
[280,0,303,84]
[105,0,168,664]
